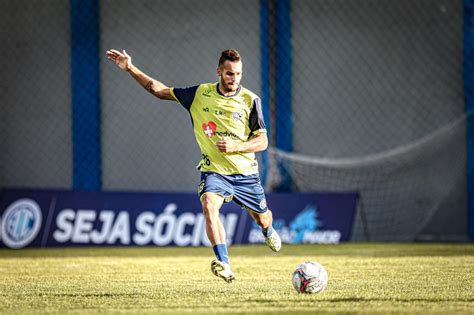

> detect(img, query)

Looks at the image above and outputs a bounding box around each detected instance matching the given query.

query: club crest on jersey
[232,111,243,122]
[202,121,217,137]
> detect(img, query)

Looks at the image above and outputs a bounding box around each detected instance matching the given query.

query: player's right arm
[106,49,174,100]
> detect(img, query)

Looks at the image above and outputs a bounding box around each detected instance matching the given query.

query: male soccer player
[106,48,281,283]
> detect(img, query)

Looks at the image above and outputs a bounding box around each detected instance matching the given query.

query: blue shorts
[198,172,268,214]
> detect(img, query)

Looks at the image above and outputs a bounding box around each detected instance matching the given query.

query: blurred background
[1,0,471,241]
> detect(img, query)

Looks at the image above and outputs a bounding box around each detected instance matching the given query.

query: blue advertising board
[0,189,357,249]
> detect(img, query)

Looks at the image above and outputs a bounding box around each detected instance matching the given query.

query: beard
[220,77,240,93]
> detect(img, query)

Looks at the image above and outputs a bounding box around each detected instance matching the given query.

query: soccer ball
[292,261,328,294]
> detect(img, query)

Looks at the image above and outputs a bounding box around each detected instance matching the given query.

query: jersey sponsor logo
[202,122,238,139]
[202,121,217,137]
[202,107,209,112]
[215,130,238,139]
[1,199,42,248]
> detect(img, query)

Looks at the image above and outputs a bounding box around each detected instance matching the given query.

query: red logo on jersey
[202,121,217,137]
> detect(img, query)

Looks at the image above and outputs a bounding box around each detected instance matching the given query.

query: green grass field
[0,243,473,314]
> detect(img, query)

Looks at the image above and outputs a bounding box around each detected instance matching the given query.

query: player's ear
[216,66,222,76]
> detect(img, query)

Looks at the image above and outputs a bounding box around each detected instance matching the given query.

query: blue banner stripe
[260,0,270,188]
[465,0,474,240]
[275,0,293,191]
[275,0,292,152]
[70,0,101,191]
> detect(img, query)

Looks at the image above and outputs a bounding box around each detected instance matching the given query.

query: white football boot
[265,229,282,252]
[211,259,235,283]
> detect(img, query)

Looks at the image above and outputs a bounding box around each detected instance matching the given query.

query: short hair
[218,49,241,68]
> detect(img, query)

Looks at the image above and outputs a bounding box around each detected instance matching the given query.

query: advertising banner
[0,189,357,249]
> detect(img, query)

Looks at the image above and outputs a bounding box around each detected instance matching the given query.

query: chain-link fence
[1,0,468,240]
[100,0,264,192]
[1,0,72,188]
[268,0,467,240]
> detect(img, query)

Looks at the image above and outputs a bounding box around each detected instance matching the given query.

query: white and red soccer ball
[292,261,328,294]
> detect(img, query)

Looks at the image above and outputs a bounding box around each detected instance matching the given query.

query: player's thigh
[200,192,225,213]
[198,172,234,203]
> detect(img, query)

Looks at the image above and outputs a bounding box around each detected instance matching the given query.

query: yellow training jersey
[170,82,266,175]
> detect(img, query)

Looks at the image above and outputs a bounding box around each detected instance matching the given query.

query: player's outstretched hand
[106,49,132,71]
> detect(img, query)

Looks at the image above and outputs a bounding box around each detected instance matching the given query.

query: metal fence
[1,0,467,240]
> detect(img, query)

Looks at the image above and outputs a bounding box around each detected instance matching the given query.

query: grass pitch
[0,243,473,314]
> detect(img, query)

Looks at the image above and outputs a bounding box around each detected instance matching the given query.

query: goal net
[266,115,467,241]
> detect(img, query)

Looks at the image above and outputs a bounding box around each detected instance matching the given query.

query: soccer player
[106,48,281,283]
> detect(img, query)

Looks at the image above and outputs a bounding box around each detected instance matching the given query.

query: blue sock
[213,244,229,264]
[262,226,274,237]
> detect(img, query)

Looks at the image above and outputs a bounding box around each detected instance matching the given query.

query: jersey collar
[216,82,242,97]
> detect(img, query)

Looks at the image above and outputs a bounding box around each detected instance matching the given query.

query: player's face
[217,60,243,93]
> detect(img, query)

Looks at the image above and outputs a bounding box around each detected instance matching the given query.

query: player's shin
[212,244,229,264]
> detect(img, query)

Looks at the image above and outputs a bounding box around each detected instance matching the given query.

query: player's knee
[201,195,220,219]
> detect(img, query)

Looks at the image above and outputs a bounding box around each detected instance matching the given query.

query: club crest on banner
[1,199,42,248]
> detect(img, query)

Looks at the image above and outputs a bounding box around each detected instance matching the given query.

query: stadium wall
[0,0,469,241]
